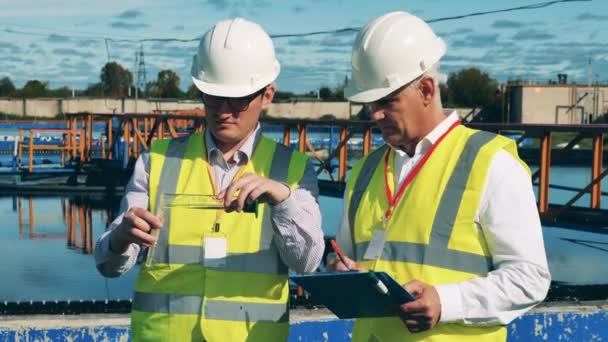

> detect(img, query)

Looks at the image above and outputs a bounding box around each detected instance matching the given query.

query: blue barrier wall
[1,310,607,341]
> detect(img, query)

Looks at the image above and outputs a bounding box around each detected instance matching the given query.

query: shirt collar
[205,123,261,166]
[392,110,459,158]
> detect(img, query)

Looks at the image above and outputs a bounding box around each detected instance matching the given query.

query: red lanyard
[383,120,460,223]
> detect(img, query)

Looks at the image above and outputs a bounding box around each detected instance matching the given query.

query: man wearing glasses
[95,18,324,341]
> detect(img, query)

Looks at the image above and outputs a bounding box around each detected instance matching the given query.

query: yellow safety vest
[131,131,309,342]
[345,126,529,342]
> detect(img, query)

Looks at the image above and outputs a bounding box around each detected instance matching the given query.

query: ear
[261,83,276,109]
[418,76,435,106]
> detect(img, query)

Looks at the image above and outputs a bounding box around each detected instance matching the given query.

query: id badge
[363,229,387,260]
[203,233,227,267]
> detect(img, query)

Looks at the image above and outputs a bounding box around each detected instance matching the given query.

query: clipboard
[290,271,416,319]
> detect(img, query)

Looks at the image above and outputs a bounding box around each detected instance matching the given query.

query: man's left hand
[397,280,442,333]
[217,173,290,211]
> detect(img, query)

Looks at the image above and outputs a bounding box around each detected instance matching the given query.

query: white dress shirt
[95,124,324,276]
[336,112,551,325]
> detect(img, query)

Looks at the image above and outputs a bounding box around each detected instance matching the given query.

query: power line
[1,22,147,40]
[271,0,591,38]
[0,0,592,43]
[427,0,591,23]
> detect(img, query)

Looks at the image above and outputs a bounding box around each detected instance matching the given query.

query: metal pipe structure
[8,113,605,220]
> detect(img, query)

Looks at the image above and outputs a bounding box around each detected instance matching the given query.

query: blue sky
[1,0,607,94]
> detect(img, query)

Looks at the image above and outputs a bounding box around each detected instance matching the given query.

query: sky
[0,0,607,94]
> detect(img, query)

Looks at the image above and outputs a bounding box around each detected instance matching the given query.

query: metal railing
[8,113,608,221]
[17,128,85,172]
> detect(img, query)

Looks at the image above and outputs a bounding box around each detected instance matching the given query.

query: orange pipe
[108,118,114,159]
[79,207,86,250]
[538,132,551,214]
[79,128,85,164]
[298,124,307,153]
[283,125,291,147]
[144,117,149,144]
[101,135,106,158]
[133,118,139,156]
[72,118,77,159]
[591,133,604,209]
[61,133,66,167]
[339,125,348,182]
[71,205,78,246]
[363,126,372,156]
[158,119,165,141]
[87,114,93,161]
[124,119,131,162]
[81,117,86,161]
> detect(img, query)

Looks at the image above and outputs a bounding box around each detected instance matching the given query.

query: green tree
[318,85,345,101]
[145,81,160,98]
[19,80,49,97]
[186,83,201,100]
[100,62,132,97]
[50,86,72,97]
[273,90,295,102]
[155,69,183,98]
[319,86,332,100]
[0,77,16,97]
[446,68,498,107]
[439,83,450,107]
[84,82,104,97]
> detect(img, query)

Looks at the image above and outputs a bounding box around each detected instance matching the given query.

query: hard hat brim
[345,83,402,104]
[192,76,271,98]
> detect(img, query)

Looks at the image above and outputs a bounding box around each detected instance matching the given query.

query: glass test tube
[144,193,258,267]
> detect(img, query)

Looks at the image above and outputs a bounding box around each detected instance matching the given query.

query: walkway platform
[1,303,607,341]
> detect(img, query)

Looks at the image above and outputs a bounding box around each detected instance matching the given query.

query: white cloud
[0,1,145,18]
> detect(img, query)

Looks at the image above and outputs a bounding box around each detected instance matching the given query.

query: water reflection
[0,194,138,303]
[13,195,115,254]
[0,193,607,304]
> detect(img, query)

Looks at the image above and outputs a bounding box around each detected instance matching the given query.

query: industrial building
[504,81,608,124]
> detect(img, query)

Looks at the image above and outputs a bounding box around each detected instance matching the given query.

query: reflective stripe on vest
[132,292,288,323]
[154,246,287,274]
[150,134,292,275]
[152,136,189,264]
[348,144,388,254]
[350,131,495,275]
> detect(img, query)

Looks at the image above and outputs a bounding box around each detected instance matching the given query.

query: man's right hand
[326,255,363,272]
[109,207,163,254]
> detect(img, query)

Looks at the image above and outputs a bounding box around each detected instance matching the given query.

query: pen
[368,271,390,296]
[330,239,352,271]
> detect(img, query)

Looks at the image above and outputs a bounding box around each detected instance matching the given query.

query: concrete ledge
[1,304,607,341]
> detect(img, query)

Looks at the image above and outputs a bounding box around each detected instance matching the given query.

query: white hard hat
[344,11,446,103]
[191,18,280,97]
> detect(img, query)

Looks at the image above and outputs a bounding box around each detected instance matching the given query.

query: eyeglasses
[201,87,267,112]
[367,76,423,111]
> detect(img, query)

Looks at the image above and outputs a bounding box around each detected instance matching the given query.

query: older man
[330,11,550,341]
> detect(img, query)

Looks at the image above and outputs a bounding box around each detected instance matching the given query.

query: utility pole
[137,45,147,94]
[588,57,592,87]
[133,45,147,114]
[133,51,138,114]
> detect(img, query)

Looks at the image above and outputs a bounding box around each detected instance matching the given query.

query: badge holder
[145,193,258,267]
